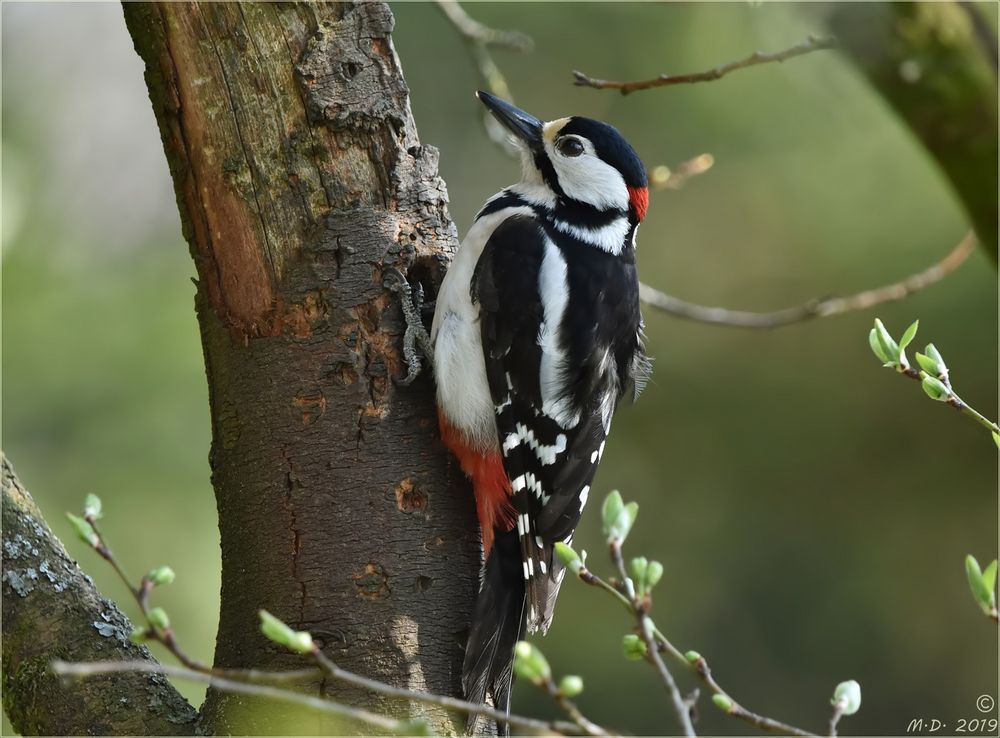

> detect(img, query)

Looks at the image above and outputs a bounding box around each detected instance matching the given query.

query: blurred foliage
[3,2,996,735]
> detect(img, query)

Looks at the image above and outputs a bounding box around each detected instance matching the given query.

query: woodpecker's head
[477,91,648,222]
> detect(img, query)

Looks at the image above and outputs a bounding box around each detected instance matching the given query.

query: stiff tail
[462,527,526,736]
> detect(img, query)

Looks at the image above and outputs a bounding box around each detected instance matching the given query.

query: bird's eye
[557,137,585,157]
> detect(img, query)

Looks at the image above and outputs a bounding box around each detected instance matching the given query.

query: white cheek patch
[544,136,630,212]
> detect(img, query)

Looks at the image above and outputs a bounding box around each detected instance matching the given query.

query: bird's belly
[433,307,497,453]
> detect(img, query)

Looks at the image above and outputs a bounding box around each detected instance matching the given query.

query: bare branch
[573,35,837,95]
[610,542,695,737]
[52,660,403,733]
[649,154,715,192]
[639,232,977,329]
[435,1,532,52]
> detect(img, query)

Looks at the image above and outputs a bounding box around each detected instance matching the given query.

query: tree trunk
[828,1,998,262]
[2,455,198,735]
[122,2,479,734]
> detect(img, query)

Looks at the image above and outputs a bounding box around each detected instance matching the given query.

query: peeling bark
[122,2,479,734]
[2,454,198,736]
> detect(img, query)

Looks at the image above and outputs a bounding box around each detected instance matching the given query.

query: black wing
[474,215,646,633]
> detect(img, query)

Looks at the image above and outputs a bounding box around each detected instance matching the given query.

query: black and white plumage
[431,92,651,732]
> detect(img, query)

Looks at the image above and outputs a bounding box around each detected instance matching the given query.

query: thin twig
[435,1,532,51]
[610,542,696,737]
[52,660,405,733]
[436,0,530,156]
[310,648,592,736]
[639,232,977,329]
[649,154,715,192]
[893,363,1000,436]
[576,560,818,736]
[72,515,598,736]
[573,35,837,95]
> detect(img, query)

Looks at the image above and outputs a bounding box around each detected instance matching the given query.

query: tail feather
[462,528,526,736]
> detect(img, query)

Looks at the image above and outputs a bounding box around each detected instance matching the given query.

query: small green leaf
[147,607,170,631]
[992,431,999,449]
[513,641,551,685]
[147,566,176,587]
[83,493,103,520]
[646,561,664,591]
[622,633,647,661]
[915,352,937,375]
[832,680,862,716]
[712,694,734,712]
[558,675,584,697]
[259,610,314,654]
[601,491,624,538]
[965,555,995,611]
[898,320,918,353]
[608,502,639,543]
[873,319,899,366]
[925,343,947,374]
[128,627,148,644]
[920,373,950,401]
[685,650,702,664]
[554,542,583,575]
[66,513,99,548]
[983,560,998,601]
[868,329,892,364]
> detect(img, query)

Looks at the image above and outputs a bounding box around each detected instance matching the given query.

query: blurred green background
[3,2,996,735]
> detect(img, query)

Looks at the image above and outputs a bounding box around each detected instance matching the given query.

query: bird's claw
[384,266,433,386]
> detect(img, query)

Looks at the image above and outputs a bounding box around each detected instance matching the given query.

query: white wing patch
[537,240,581,429]
[501,424,567,465]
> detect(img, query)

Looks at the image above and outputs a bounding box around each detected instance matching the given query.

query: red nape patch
[438,410,516,555]
[628,185,649,221]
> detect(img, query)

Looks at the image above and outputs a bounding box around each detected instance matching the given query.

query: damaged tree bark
[118,2,478,734]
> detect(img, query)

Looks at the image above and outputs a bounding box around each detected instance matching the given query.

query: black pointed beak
[477,91,544,152]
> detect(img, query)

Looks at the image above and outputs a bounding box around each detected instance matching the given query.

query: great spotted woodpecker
[426,91,651,730]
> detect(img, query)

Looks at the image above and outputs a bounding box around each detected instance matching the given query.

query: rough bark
[828,1,998,261]
[2,454,198,735]
[121,2,479,735]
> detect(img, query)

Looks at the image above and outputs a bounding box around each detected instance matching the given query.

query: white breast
[432,204,535,452]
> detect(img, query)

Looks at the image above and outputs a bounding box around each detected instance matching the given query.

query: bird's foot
[384,267,433,386]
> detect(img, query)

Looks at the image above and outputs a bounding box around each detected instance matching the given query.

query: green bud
[512,640,551,685]
[685,650,702,663]
[646,561,664,591]
[147,607,170,631]
[868,329,892,364]
[147,566,176,587]
[66,513,99,548]
[832,680,862,716]
[622,633,647,661]
[558,675,584,697]
[554,542,583,575]
[920,373,950,401]
[915,352,938,376]
[129,627,148,644]
[601,490,625,538]
[965,555,996,612]
[712,694,734,712]
[925,343,947,377]
[630,557,649,593]
[259,610,314,654]
[608,502,639,543]
[83,493,103,520]
[872,319,899,366]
